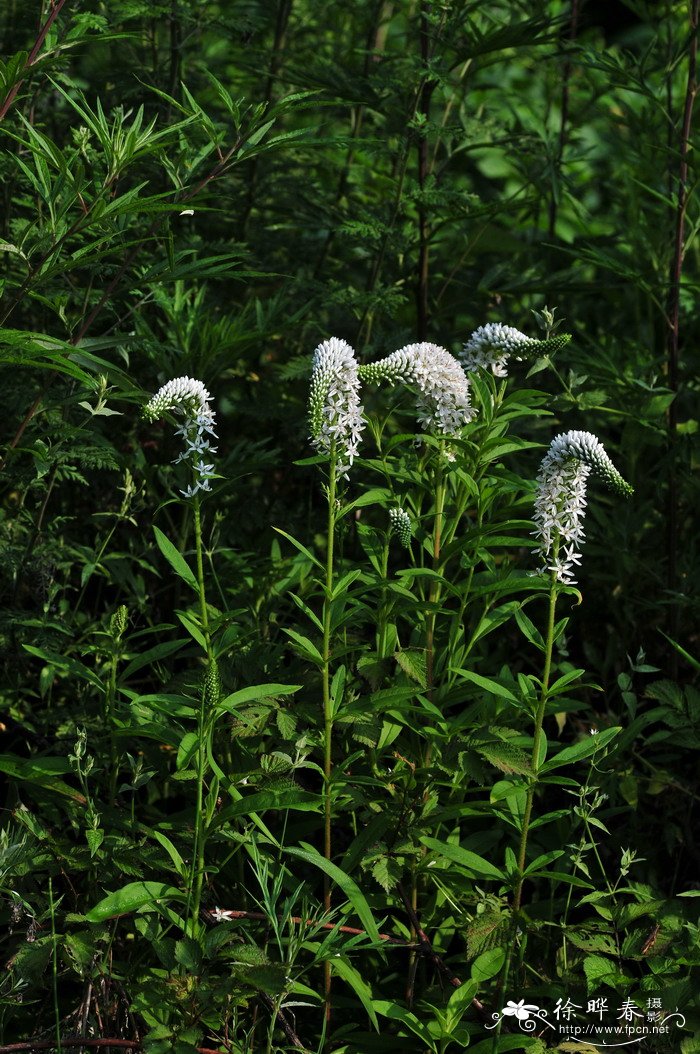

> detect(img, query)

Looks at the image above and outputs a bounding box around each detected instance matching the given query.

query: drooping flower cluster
[460,323,571,377]
[389,507,412,548]
[143,376,218,498]
[359,342,475,437]
[308,337,365,478]
[533,430,633,583]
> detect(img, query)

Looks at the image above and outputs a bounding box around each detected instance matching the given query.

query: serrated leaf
[276,709,297,739]
[395,648,427,689]
[370,855,402,893]
[476,741,532,775]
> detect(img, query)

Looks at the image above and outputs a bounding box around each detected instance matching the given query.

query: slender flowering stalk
[533,430,633,584]
[144,376,220,939]
[309,337,365,477]
[360,342,475,437]
[460,323,570,377]
[144,376,218,497]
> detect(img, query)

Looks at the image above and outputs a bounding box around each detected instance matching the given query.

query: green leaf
[450,668,518,702]
[420,836,505,880]
[540,727,621,772]
[152,526,198,592]
[471,947,505,982]
[86,881,185,922]
[218,789,319,822]
[395,648,427,689]
[272,526,323,570]
[372,1000,437,1050]
[0,754,86,803]
[475,741,532,776]
[284,844,381,943]
[217,683,302,712]
[332,958,379,1030]
[282,628,324,665]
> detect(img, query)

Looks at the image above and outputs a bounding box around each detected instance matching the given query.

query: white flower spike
[144,376,218,498]
[359,342,475,437]
[460,323,571,377]
[533,430,632,584]
[308,337,365,478]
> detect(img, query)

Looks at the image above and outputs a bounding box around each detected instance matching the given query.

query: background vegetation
[0,1,698,1051]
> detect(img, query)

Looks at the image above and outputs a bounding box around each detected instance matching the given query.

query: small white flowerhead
[308,337,365,478]
[389,507,412,548]
[359,342,475,437]
[533,430,632,584]
[460,323,571,377]
[144,376,218,498]
[144,376,214,424]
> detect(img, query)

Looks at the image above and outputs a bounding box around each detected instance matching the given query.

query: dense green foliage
[0,1,699,1051]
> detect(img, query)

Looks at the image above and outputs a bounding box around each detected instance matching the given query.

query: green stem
[48,877,62,1054]
[492,564,558,1052]
[187,494,212,937]
[107,648,119,803]
[513,565,558,914]
[377,539,390,658]
[424,465,446,764]
[193,495,212,660]
[322,448,338,1025]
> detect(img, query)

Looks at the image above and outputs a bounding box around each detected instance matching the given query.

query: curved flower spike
[308,337,365,478]
[533,430,632,584]
[460,323,571,377]
[144,376,218,498]
[359,342,475,438]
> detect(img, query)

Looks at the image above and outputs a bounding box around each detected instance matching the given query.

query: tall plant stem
[492,567,558,1053]
[193,496,212,661]
[240,0,293,239]
[322,450,338,1025]
[0,0,69,122]
[187,495,212,936]
[48,877,62,1054]
[547,0,580,238]
[513,567,558,916]
[424,466,446,733]
[416,0,436,340]
[666,0,698,671]
[406,465,446,1005]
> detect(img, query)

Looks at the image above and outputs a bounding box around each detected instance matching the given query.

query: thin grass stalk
[48,877,62,1054]
[240,0,293,239]
[416,0,435,340]
[666,0,698,672]
[547,0,580,238]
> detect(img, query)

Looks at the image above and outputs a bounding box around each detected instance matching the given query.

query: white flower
[460,323,570,377]
[144,376,218,498]
[533,430,632,584]
[359,342,475,437]
[308,337,365,478]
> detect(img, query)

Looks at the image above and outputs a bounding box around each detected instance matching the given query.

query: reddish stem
[0,0,69,122]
